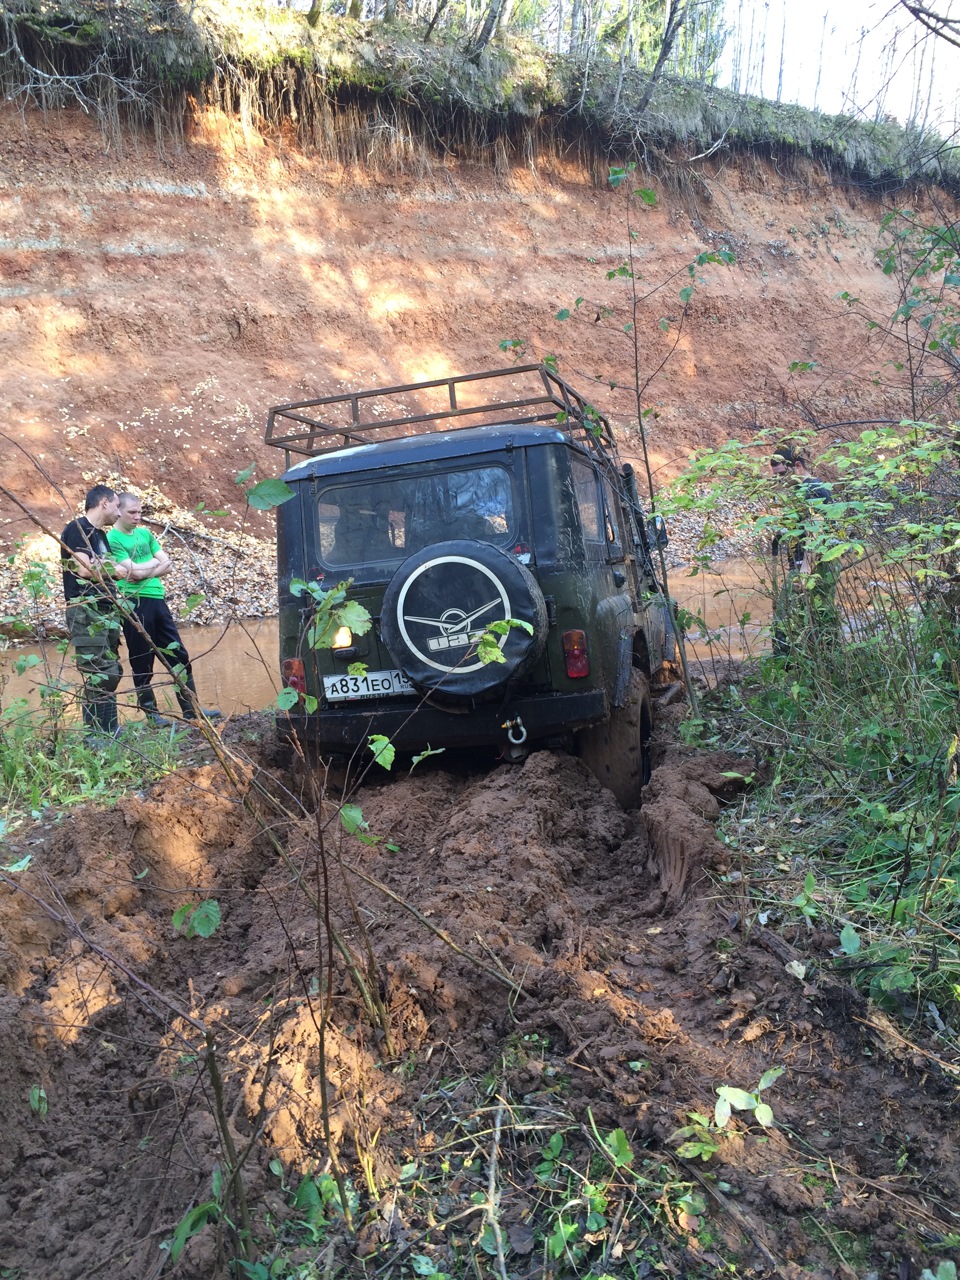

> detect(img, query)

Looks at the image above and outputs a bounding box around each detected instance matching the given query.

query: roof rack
[264,364,617,467]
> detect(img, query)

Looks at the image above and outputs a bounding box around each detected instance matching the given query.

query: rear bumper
[280,688,607,753]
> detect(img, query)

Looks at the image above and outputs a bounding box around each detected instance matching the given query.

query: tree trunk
[633,0,691,117]
[493,0,516,38]
[424,0,451,39]
[470,0,506,58]
[569,0,583,54]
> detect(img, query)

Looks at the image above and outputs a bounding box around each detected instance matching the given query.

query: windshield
[317,466,515,569]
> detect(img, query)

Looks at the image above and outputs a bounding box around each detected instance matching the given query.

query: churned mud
[0,717,957,1279]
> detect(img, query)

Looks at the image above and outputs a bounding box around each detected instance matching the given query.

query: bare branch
[897,0,960,49]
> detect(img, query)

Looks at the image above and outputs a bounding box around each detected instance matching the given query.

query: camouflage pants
[772,564,840,659]
[66,602,122,735]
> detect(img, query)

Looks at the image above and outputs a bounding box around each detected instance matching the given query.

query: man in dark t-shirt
[769,446,839,656]
[769,446,832,571]
[61,485,162,738]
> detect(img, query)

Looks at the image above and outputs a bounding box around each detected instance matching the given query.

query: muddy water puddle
[1,619,281,719]
[669,557,771,661]
[1,561,772,715]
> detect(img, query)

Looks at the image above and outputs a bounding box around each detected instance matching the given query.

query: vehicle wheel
[381,539,547,698]
[577,669,653,810]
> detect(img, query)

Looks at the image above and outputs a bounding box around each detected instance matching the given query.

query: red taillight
[282,658,306,694]
[562,629,590,678]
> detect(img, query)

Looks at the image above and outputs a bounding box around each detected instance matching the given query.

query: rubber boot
[82,698,100,738]
[138,689,172,727]
[91,696,121,739]
[177,672,222,722]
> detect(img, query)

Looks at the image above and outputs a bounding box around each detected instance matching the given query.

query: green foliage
[602,1127,635,1168]
[172,899,222,939]
[670,1111,720,1162]
[0,698,184,833]
[245,478,296,511]
[164,1196,220,1264]
[289,579,372,651]
[410,1257,452,1278]
[671,396,960,1026]
[277,580,373,713]
[535,1131,565,1183]
[839,922,860,955]
[292,1169,359,1237]
[921,1265,958,1280]
[339,802,398,850]
[7,2,960,193]
[235,465,295,511]
[476,617,533,665]
[791,871,819,925]
[367,733,395,770]
[715,1066,783,1129]
[29,1085,47,1118]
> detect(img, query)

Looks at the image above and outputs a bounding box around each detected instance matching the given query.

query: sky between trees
[720,0,960,133]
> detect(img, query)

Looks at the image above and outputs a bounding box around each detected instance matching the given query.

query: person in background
[61,485,162,739]
[769,445,838,656]
[107,492,222,725]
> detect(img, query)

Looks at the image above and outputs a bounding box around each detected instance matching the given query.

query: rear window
[318,466,515,569]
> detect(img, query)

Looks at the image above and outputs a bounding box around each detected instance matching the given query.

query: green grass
[0,694,186,834]
[667,424,960,1040]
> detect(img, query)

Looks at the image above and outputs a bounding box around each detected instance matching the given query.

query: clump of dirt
[0,723,957,1279]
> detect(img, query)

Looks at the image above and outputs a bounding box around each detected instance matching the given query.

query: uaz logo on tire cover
[395,555,511,674]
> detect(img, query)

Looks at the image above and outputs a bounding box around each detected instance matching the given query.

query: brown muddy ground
[0,714,958,1280]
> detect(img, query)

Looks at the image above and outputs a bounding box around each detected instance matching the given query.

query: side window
[602,480,623,553]
[572,460,602,545]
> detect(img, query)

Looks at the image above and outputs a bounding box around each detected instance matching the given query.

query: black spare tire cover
[380,539,547,696]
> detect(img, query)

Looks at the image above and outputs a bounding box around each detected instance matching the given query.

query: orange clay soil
[0,102,942,549]
[2,104,959,1280]
[0,712,957,1278]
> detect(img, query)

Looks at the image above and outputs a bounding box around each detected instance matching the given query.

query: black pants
[122,596,196,716]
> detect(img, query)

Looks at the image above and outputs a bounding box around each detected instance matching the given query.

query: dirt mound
[0,731,957,1278]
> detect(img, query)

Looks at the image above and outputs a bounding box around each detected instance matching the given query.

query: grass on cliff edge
[2,0,958,191]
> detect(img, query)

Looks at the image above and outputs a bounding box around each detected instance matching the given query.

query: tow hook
[502,716,528,745]
[500,715,529,764]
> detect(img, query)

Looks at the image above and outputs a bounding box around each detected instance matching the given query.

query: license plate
[323,668,416,702]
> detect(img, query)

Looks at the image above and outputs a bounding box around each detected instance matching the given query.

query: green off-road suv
[265,365,674,807]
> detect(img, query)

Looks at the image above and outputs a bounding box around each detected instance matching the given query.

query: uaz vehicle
[266,365,673,807]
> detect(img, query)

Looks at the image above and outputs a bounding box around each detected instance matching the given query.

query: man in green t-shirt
[107,493,221,725]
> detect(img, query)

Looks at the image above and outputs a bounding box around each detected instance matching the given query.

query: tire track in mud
[0,729,957,1278]
[347,747,960,1274]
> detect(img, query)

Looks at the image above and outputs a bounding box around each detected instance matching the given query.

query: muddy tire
[381,539,547,697]
[577,669,653,810]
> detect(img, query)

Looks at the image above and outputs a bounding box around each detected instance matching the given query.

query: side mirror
[648,514,669,550]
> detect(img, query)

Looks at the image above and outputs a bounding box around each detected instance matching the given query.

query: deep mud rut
[0,716,958,1280]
